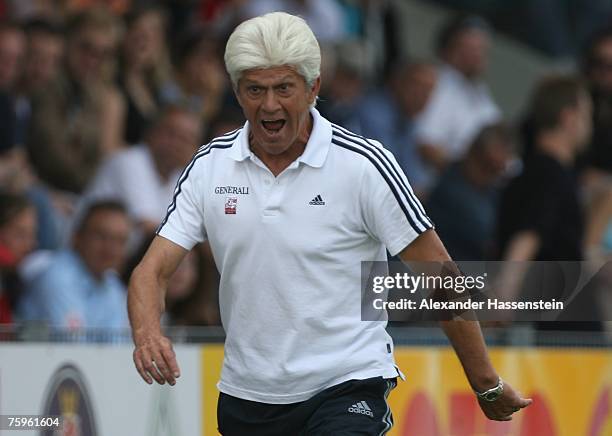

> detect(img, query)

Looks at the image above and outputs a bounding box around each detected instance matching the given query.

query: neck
[536,130,575,165]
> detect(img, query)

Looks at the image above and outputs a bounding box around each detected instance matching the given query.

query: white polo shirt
[157,108,433,404]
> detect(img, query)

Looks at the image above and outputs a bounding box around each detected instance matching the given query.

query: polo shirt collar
[228,108,332,168]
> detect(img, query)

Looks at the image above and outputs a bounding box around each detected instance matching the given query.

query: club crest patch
[225,197,237,214]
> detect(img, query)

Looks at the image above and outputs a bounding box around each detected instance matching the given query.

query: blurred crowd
[0,0,611,335]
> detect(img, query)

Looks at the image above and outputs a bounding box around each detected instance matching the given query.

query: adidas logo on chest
[309,194,325,206]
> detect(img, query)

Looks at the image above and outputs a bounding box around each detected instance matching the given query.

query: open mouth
[261,119,286,133]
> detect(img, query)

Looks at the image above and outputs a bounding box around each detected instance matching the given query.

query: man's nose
[261,89,281,112]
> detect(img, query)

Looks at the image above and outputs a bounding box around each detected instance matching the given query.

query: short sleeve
[360,144,434,256]
[157,161,206,250]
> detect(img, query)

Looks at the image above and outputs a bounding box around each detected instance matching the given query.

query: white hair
[224,12,321,88]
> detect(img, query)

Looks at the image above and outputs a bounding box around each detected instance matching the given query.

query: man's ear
[309,76,322,105]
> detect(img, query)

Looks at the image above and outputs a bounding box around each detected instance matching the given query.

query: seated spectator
[416,14,501,172]
[18,200,130,329]
[350,60,438,195]
[160,27,228,139]
[118,6,171,144]
[26,8,125,193]
[0,192,36,324]
[427,123,514,261]
[82,105,202,236]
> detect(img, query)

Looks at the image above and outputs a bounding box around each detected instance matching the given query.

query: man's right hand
[133,332,181,386]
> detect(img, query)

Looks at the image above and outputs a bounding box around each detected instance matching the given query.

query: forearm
[440,319,498,391]
[128,264,167,343]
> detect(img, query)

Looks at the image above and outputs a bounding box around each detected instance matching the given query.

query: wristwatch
[475,377,504,402]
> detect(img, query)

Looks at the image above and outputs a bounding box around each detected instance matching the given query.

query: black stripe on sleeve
[331,131,433,232]
[331,138,431,235]
[332,124,432,225]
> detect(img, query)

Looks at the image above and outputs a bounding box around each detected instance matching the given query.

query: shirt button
[264,179,271,185]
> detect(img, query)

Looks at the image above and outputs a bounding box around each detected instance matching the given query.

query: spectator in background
[13,19,65,147]
[118,6,171,145]
[0,140,61,250]
[427,123,513,261]
[26,8,125,194]
[351,60,438,196]
[18,200,130,329]
[0,22,25,92]
[19,19,64,96]
[160,27,227,140]
[0,192,36,324]
[416,14,500,174]
[498,76,591,262]
[496,76,605,330]
[82,105,201,237]
[1,87,61,250]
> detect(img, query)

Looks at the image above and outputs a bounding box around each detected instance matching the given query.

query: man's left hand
[478,381,532,421]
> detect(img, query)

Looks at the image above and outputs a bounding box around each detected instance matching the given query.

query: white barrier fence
[0,343,202,436]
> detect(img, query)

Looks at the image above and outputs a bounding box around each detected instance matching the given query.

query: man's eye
[248,86,262,94]
[277,84,292,94]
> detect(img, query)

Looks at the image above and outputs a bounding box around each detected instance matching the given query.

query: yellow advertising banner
[390,347,611,436]
[202,346,611,436]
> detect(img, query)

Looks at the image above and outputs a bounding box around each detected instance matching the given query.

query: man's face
[235,66,320,156]
[447,29,490,78]
[149,110,202,169]
[74,209,130,277]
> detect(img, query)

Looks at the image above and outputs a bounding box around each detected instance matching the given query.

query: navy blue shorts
[217,377,397,436]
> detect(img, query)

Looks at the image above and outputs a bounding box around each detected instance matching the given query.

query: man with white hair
[128,12,531,435]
